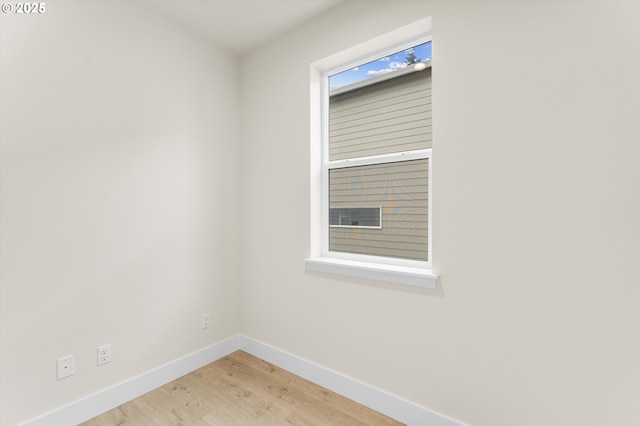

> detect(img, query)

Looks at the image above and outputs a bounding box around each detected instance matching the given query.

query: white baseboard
[22,334,462,426]
[23,335,240,426]
[239,335,463,426]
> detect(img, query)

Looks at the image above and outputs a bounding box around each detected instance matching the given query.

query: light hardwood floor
[81,350,404,425]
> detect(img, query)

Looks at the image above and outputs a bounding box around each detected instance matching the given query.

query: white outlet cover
[97,344,112,366]
[201,313,210,329]
[56,355,75,380]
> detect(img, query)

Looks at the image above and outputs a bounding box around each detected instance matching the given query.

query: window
[329,207,382,228]
[306,19,437,288]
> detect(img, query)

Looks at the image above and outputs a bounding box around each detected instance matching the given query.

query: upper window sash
[320,36,432,166]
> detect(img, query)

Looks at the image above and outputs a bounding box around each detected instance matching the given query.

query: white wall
[0,2,241,425]
[2,1,639,425]
[240,1,640,425]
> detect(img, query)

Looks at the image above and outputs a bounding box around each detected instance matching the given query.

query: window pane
[328,42,432,161]
[329,42,432,90]
[329,159,428,261]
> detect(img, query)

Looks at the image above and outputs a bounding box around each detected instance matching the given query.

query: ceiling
[143,0,345,54]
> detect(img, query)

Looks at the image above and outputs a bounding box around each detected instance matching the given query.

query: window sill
[304,257,438,289]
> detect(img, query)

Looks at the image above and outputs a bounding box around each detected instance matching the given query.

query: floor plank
[81,350,404,425]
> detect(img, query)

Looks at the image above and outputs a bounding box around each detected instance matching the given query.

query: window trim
[306,18,438,288]
[305,257,438,288]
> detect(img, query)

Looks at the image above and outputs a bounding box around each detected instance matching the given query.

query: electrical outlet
[56,354,75,380]
[201,313,210,329]
[97,344,112,366]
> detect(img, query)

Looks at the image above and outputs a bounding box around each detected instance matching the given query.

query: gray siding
[329,159,428,261]
[329,68,432,161]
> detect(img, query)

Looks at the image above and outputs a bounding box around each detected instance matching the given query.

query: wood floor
[81,350,404,425]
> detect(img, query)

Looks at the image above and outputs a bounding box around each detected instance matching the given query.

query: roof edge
[329,59,431,96]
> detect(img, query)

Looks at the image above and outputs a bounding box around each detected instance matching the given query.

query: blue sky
[329,41,432,90]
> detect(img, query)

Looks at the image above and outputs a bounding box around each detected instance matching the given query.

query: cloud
[367,69,392,76]
[366,61,408,76]
[389,61,407,69]
[378,56,390,62]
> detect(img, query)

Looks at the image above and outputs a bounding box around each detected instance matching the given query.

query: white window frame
[306,18,438,288]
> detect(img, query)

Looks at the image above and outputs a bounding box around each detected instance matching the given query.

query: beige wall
[0,2,242,425]
[241,1,640,425]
